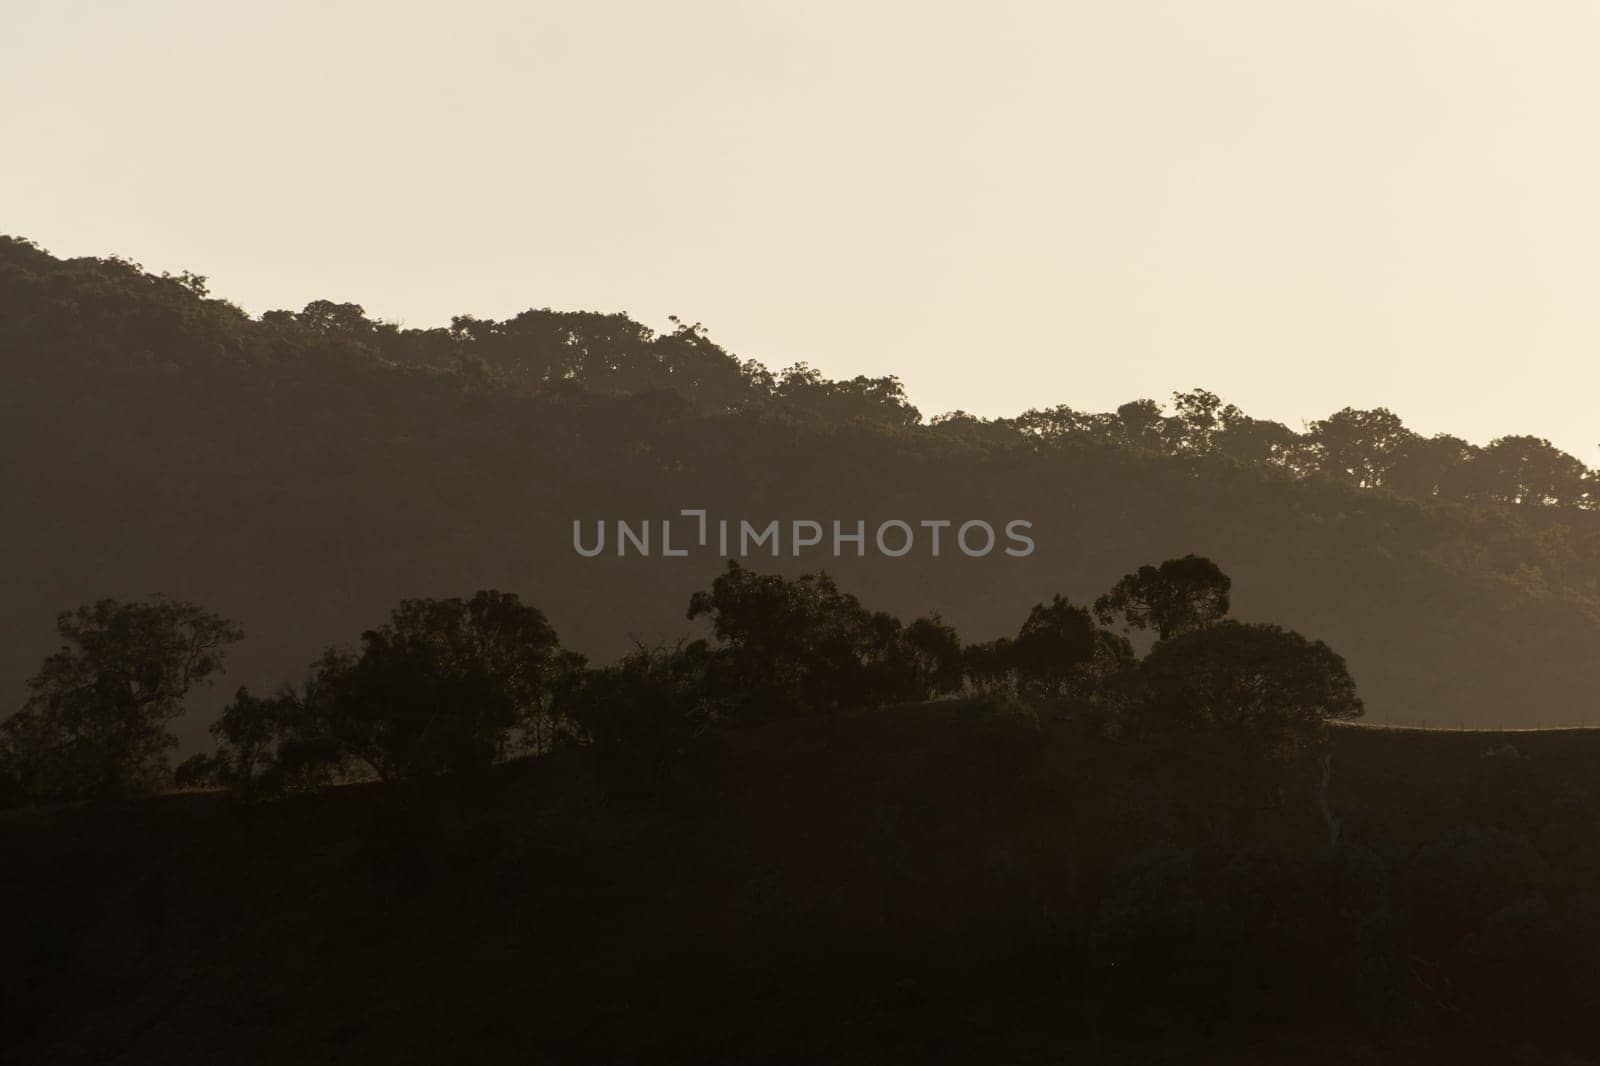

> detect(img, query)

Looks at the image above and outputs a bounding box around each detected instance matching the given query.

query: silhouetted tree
[209,686,349,797]
[1112,398,1176,452]
[1132,620,1363,759]
[687,561,953,721]
[1170,388,1227,453]
[962,637,1018,694]
[1012,403,1100,443]
[557,641,720,793]
[1013,595,1097,682]
[1386,432,1481,500]
[212,591,566,793]
[330,591,566,778]
[1478,435,1590,508]
[770,363,923,427]
[0,598,242,802]
[173,751,221,789]
[1094,555,1232,642]
[1011,595,1133,700]
[898,614,966,698]
[1213,413,1299,466]
[1305,407,1413,488]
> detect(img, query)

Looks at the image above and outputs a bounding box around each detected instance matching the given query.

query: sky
[5,0,1598,460]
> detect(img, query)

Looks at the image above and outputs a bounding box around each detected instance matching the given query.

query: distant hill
[3,234,1599,736]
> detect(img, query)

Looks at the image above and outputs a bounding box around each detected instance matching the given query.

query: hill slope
[6,708,1600,1063]
[3,235,1599,734]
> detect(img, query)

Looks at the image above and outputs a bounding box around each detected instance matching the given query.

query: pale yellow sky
[5,1,1598,459]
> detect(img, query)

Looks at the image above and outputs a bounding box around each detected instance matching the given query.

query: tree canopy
[0,598,241,801]
[1094,554,1233,642]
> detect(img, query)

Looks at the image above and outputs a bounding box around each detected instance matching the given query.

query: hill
[4,235,1599,735]
[5,705,1600,1063]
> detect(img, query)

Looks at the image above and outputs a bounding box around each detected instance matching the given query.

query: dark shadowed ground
[6,707,1600,1064]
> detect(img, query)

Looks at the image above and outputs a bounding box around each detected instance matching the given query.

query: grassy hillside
[6,706,1600,1063]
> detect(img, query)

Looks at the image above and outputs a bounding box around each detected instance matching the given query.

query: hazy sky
[6,1,1598,459]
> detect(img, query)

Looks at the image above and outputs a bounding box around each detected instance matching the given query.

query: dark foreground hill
[4,235,1600,735]
[6,704,1600,1064]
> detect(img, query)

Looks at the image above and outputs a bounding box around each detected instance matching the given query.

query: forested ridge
[10,235,1600,1064]
[4,234,1599,733]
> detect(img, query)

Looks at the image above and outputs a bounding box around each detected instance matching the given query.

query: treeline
[15,565,1600,1049]
[0,556,1360,810]
[7,233,1600,734]
[3,234,1593,510]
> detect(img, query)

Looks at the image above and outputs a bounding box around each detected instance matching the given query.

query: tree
[210,687,284,789]
[294,299,376,338]
[556,641,720,793]
[0,598,242,802]
[1132,621,1363,758]
[1111,399,1176,453]
[899,614,966,698]
[1094,555,1232,642]
[1011,595,1132,700]
[687,561,953,721]
[1386,433,1481,500]
[1305,407,1414,488]
[1213,414,1299,466]
[212,591,567,793]
[1477,436,1589,508]
[331,590,565,778]
[173,751,221,789]
[770,364,923,428]
[209,685,349,797]
[688,561,845,720]
[957,596,1133,702]
[1012,404,1098,443]
[962,637,1018,694]
[1170,388,1226,453]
